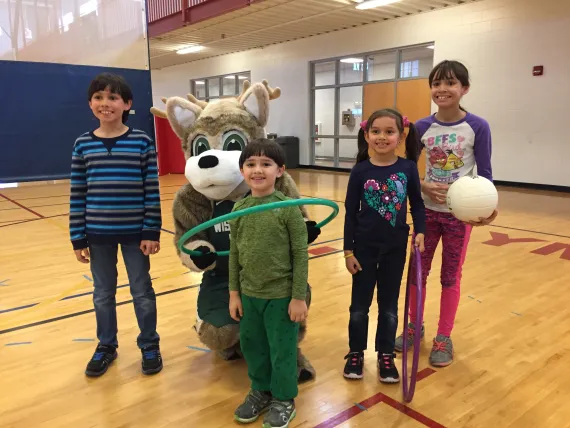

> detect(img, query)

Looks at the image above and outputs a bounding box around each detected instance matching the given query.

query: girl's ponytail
[404,121,421,164]
[356,121,370,163]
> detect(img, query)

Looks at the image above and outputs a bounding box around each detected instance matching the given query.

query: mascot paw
[191,246,217,270]
[297,349,316,383]
[217,344,243,361]
[306,221,321,244]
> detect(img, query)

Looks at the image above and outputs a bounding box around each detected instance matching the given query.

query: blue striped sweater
[69,128,162,250]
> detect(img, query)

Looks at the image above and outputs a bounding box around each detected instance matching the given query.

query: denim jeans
[348,244,407,354]
[90,242,159,349]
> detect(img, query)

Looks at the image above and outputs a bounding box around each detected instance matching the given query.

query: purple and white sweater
[415,112,493,213]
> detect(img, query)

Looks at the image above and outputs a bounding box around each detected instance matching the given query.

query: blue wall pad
[0,61,154,182]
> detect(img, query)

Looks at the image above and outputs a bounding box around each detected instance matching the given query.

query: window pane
[338,86,362,136]
[313,138,335,167]
[208,77,220,97]
[367,51,397,81]
[314,61,335,86]
[340,57,364,84]
[314,88,335,136]
[399,46,434,78]
[223,75,237,96]
[194,80,206,98]
[339,139,358,168]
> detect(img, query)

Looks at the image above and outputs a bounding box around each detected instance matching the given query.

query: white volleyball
[446,176,498,222]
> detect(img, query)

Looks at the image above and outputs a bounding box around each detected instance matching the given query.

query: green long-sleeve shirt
[228,191,308,301]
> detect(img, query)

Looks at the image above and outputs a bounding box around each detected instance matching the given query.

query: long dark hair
[356,109,420,164]
[429,60,470,112]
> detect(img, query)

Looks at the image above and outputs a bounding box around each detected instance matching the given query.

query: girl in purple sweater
[395,60,498,367]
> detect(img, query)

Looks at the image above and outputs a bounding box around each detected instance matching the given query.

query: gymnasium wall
[0,0,154,182]
[151,0,570,187]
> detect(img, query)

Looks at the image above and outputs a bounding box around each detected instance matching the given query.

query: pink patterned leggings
[409,209,472,337]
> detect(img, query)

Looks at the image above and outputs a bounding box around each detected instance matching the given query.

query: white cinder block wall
[151,0,570,186]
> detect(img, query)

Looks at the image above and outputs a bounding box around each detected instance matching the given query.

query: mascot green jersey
[151,80,319,382]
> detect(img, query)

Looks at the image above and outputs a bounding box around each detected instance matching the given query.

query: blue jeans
[90,243,159,349]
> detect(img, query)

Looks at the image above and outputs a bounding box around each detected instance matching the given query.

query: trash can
[275,136,299,169]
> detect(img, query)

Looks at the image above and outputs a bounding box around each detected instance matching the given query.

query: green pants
[240,295,299,401]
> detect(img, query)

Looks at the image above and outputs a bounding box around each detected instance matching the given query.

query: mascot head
[151,80,281,201]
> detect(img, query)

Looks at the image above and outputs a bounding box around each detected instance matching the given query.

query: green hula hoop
[178,198,339,257]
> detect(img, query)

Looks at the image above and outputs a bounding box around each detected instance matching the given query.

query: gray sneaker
[429,335,453,367]
[234,390,272,424]
[394,322,425,352]
[262,399,296,428]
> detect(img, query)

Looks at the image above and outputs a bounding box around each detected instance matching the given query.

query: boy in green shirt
[229,139,308,428]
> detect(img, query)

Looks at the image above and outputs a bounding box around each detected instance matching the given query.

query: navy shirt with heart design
[343,157,426,251]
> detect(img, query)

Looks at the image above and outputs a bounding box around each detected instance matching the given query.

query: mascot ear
[238,80,281,127]
[165,96,203,139]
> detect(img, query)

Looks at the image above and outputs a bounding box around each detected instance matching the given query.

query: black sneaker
[263,399,296,428]
[234,390,272,424]
[85,345,117,377]
[141,345,163,375]
[378,353,399,384]
[343,351,364,379]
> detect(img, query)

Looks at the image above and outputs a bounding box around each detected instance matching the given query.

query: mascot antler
[186,94,208,109]
[150,96,168,119]
[237,80,281,103]
[262,79,281,100]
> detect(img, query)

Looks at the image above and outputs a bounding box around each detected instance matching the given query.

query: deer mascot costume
[151,80,318,382]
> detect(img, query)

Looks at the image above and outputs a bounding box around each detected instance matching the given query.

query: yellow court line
[0,268,191,331]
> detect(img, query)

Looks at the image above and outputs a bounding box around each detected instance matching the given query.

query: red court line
[0,213,67,228]
[308,245,338,256]
[314,368,443,428]
[0,193,44,218]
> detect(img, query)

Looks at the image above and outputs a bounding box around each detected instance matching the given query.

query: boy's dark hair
[239,139,286,169]
[356,108,420,164]
[429,60,470,112]
[88,73,133,123]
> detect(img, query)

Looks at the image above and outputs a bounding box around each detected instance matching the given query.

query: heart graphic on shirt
[457,135,465,143]
[363,173,408,227]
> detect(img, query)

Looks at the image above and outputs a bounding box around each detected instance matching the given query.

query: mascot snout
[185,150,245,200]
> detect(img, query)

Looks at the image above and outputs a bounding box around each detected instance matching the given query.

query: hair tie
[360,120,367,130]
[403,116,410,127]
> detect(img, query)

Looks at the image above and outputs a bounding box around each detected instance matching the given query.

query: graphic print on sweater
[425,133,467,182]
[363,173,407,227]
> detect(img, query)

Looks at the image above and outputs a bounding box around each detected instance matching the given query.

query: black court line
[490,224,570,240]
[301,194,344,204]
[0,248,346,336]
[0,195,177,212]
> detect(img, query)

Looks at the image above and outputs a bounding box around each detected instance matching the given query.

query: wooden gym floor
[1,170,569,428]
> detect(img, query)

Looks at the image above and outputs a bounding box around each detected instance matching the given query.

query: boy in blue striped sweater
[69,73,163,377]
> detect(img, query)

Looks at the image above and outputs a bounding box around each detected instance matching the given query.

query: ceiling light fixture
[340,58,364,63]
[355,0,401,10]
[224,75,236,79]
[426,45,435,49]
[176,45,204,55]
[195,80,205,85]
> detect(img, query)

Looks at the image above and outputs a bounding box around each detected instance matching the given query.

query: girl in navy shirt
[343,109,426,383]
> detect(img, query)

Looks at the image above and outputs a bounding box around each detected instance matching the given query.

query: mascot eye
[192,135,211,156]
[222,130,247,152]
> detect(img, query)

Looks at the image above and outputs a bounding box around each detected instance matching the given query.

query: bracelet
[344,253,354,259]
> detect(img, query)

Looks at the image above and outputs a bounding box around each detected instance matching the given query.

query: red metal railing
[147,0,209,23]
